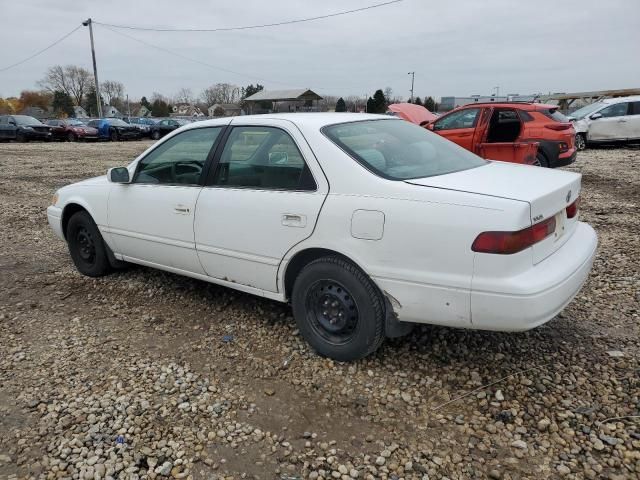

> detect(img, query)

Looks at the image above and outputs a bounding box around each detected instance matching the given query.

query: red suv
[425,103,576,167]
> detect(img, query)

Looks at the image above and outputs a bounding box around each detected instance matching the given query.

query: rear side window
[599,103,630,118]
[541,108,569,122]
[518,110,535,122]
[632,102,640,115]
[210,126,316,191]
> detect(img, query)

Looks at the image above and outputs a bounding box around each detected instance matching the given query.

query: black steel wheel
[292,256,385,361]
[66,211,111,277]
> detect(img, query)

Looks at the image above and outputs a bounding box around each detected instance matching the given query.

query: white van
[569,95,640,150]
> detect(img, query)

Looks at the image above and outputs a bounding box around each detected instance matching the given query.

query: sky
[1,0,639,102]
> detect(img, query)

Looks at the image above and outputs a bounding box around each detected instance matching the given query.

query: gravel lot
[0,141,638,480]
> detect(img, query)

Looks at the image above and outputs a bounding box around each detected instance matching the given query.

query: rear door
[194,118,328,293]
[589,102,630,141]
[475,108,538,164]
[625,101,640,140]
[431,107,481,151]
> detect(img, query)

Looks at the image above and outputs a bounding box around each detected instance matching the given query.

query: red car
[47,119,99,142]
[424,102,576,167]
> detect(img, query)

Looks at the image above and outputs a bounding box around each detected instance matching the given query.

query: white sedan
[47,113,597,361]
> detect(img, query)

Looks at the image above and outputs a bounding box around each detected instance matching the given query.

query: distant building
[171,103,205,117]
[439,94,540,111]
[136,105,151,117]
[19,106,51,120]
[244,89,323,114]
[104,105,122,118]
[208,103,243,117]
[73,106,89,118]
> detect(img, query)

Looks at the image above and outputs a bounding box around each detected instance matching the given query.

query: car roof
[601,95,640,104]
[450,102,559,111]
[181,112,394,131]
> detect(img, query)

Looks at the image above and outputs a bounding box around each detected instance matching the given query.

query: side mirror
[108,167,130,183]
[589,113,602,120]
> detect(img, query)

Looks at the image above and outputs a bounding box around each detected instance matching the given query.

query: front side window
[210,126,314,190]
[134,127,222,185]
[599,103,629,118]
[433,108,480,131]
[323,119,487,180]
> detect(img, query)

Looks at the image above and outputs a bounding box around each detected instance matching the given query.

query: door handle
[174,205,190,214]
[282,213,306,227]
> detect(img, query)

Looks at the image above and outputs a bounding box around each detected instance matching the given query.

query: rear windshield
[540,108,569,122]
[323,119,486,180]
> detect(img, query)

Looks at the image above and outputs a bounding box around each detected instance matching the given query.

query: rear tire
[151,130,160,140]
[66,211,111,277]
[292,256,385,361]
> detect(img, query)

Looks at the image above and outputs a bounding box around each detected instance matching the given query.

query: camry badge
[566,190,572,203]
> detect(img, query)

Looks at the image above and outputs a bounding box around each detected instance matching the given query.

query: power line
[94,0,403,32]
[0,25,83,73]
[99,24,291,86]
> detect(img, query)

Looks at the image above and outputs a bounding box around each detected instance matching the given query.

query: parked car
[86,118,142,141]
[150,118,191,140]
[0,115,52,142]
[568,96,640,150]
[47,119,99,142]
[124,117,158,138]
[47,113,597,361]
[423,103,576,167]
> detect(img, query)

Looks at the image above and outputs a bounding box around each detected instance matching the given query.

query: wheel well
[284,248,358,299]
[61,203,88,239]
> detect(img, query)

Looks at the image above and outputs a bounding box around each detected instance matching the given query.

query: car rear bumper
[470,221,597,331]
[555,149,577,167]
[47,205,64,240]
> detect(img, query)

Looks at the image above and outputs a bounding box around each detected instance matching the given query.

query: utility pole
[82,18,103,118]
[494,85,500,98]
[408,72,415,103]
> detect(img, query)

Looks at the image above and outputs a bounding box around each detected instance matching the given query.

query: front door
[588,102,630,141]
[108,126,224,273]
[432,107,481,152]
[194,119,328,292]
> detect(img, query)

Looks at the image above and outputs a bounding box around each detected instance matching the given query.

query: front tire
[110,129,119,142]
[575,133,586,151]
[292,256,385,361]
[16,132,27,143]
[66,211,111,277]
[67,132,77,142]
[151,130,160,140]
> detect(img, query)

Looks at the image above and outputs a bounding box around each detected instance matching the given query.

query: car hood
[387,103,437,125]
[405,161,581,221]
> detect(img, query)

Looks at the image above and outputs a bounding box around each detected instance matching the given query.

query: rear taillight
[472,217,556,254]
[544,123,573,131]
[566,197,580,219]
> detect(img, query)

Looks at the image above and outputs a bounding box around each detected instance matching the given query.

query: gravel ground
[0,141,638,480]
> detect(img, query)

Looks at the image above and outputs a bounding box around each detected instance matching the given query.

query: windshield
[109,119,128,126]
[323,119,487,180]
[176,119,190,126]
[569,102,605,119]
[15,115,43,126]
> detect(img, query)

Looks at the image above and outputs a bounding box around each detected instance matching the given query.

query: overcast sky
[1,0,639,101]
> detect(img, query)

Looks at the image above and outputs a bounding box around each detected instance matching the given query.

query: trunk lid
[405,162,582,263]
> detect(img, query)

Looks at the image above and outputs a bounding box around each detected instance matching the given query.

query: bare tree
[384,87,393,100]
[200,83,240,106]
[101,80,125,106]
[38,65,93,106]
[174,88,194,105]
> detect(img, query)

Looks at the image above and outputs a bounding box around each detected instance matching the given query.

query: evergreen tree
[372,89,387,113]
[414,96,423,106]
[151,98,171,117]
[366,97,375,113]
[140,96,152,110]
[424,96,436,112]
[335,97,346,112]
[52,90,75,117]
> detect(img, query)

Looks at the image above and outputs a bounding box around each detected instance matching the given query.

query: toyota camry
[47,113,597,361]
